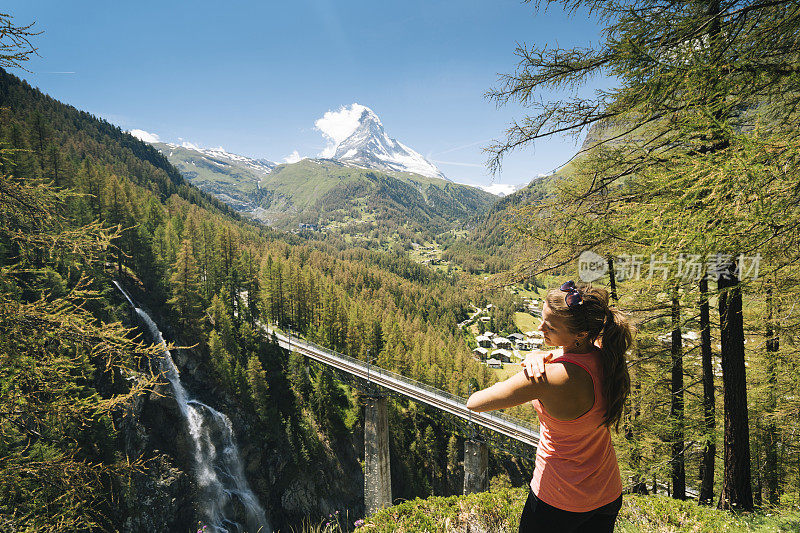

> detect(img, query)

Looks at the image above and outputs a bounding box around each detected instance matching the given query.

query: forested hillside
[439,172,559,275]
[0,64,528,531]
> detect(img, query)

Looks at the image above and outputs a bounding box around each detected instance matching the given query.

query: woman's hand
[520,349,561,382]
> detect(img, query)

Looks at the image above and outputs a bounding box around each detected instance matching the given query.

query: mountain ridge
[149,140,497,242]
[320,104,448,181]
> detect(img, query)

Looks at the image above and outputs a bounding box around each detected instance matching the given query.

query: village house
[516,338,533,350]
[493,336,512,349]
[475,335,493,348]
[508,333,525,344]
[486,357,502,369]
[493,348,513,363]
[472,347,489,360]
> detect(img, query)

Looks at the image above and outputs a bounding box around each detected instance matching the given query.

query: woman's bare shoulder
[537,361,595,419]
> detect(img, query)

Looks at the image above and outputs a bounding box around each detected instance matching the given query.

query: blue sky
[6,1,606,193]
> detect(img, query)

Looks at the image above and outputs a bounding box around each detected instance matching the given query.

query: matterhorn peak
[315,104,447,181]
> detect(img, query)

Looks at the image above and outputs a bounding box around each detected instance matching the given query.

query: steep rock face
[116,293,363,532]
[117,374,196,533]
[325,105,447,181]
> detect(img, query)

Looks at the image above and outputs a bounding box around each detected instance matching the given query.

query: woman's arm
[466,363,593,416]
[466,370,540,412]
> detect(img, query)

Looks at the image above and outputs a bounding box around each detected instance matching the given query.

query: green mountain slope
[259,158,495,227]
[151,140,497,240]
[441,172,560,273]
[152,141,275,212]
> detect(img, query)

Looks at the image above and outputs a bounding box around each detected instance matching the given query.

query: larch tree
[168,239,203,335]
[489,0,800,510]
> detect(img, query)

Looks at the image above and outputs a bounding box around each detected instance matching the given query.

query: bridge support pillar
[364,395,391,514]
[463,439,488,494]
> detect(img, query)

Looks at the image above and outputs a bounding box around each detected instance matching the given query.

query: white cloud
[283,150,303,164]
[479,183,517,196]
[315,103,368,157]
[454,181,518,196]
[129,129,160,143]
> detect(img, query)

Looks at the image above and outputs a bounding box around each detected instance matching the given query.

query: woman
[466,280,634,532]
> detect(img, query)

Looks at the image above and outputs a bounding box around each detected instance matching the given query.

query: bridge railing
[270,325,539,437]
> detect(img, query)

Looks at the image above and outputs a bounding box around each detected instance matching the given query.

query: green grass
[355,489,800,533]
[513,311,541,334]
[490,364,520,381]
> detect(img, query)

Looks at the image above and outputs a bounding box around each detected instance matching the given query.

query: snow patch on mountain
[163,140,277,176]
[315,104,447,181]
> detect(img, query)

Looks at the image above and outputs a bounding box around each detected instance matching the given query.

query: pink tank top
[530,348,622,512]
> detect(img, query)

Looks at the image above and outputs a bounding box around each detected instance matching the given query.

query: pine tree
[0,111,159,530]
[168,239,203,335]
[246,355,277,427]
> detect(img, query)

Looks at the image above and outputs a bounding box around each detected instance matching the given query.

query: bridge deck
[265,326,540,448]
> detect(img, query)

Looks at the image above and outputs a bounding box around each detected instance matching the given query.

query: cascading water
[114,281,270,533]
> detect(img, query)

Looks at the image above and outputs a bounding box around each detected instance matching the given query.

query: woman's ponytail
[599,305,633,431]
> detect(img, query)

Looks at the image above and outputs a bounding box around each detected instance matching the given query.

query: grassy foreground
[353,488,800,532]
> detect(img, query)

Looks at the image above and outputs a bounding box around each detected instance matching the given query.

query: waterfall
[114,281,270,533]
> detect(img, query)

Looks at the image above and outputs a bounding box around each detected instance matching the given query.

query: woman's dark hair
[545,283,634,430]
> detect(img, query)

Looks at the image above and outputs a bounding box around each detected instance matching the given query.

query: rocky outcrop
[116,372,197,532]
[115,289,364,532]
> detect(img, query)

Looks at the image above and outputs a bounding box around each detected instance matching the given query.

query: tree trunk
[671,283,686,500]
[608,256,618,301]
[754,419,763,507]
[613,258,647,494]
[717,260,754,511]
[699,277,716,504]
[764,286,780,505]
[626,347,648,494]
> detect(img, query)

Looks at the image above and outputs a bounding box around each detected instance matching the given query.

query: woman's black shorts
[518,490,623,533]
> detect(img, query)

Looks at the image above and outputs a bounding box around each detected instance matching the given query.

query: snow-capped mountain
[137,135,278,213]
[160,141,277,176]
[136,127,495,233]
[316,104,448,181]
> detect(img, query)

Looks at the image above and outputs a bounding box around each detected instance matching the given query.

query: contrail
[429,159,485,168]
[431,139,493,156]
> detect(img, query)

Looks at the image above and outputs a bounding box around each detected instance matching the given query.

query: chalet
[475,335,493,348]
[508,333,525,344]
[493,348,513,363]
[516,338,533,350]
[479,316,491,323]
[486,358,502,368]
[472,347,489,359]
[493,336,512,349]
